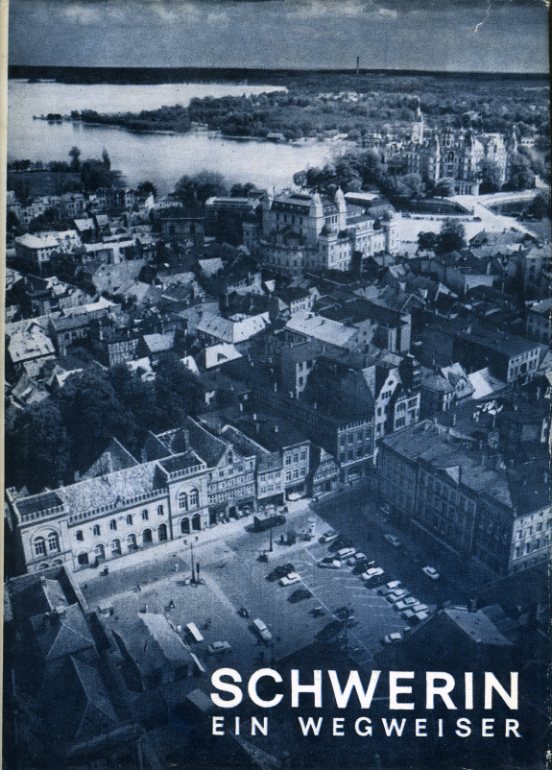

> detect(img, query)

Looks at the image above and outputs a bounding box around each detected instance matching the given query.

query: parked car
[365,573,386,587]
[336,547,356,560]
[207,641,232,655]
[378,580,402,595]
[352,558,375,575]
[347,552,367,566]
[386,589,409,603]
[280,572,301,586]
[360,567,384,581]
[411,603,428,613]
[381,631,403,645]
[266,563,295,582]
[329,536,353,552]
[289,587,313,603]
[252,618,272,642]
[318,557,341,569]
[422,566,440,580]
[319,529,339,544]
[394,597,418,611]
[402,609,430,624]
[384,533,402,548]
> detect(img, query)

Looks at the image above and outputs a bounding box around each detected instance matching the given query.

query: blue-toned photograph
[2,1,550,768]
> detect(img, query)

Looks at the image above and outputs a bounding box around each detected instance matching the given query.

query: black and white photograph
[2,1,550,769]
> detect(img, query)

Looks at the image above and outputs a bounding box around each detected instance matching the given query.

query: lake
[8,80,342,194]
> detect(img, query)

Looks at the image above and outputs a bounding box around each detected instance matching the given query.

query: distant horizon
[9,64,550,78]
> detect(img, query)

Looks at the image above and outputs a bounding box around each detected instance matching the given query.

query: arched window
[110,519,117,531]
[47,532,60,553]
[157,505,164,516]
[181,518,190,535]
[178,491,188,511]
[76,530,84,541]
[142,529,153,545]
[127,534,137,550]
[142,509,149,521]
[158,523,168,542]
[34,537,46,557]
[95,544,105,559]
[189,488,199,508]
[111,539,121,556]
[93,525,101,536]
[126,514,133,525]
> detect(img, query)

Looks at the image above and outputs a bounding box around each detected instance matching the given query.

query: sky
[7,0,550,73]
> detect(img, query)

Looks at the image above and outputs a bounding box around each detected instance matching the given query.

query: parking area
[81,497,446,679]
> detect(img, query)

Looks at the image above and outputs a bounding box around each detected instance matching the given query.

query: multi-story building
[453,325,544,384]
[526,298,552,343]
[259,189,397,274]
[5,446,211,573]
[153,417,257,523]
[378,419,550,576]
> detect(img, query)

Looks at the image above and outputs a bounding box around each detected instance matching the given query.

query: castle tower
[307,191,325,246]
[334,187,347,231]
[261,189,274,237]
[411,106,424,145]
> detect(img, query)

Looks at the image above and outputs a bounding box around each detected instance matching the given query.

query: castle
[401,108,517,195]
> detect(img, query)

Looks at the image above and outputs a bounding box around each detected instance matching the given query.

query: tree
[69,145,81,171]
[507,153,535,191]
[479,160,502,193]
[101,148,111,169]
[154,352,203,428]
[434,177,456,197]
[137,180,158,197]
[437,218,466,254]
[418,231,439,251]
[9,402,70,491]
[174,170,228,208]
[526,191,550,220]
[81,159,115,191]
[58,368,139,470]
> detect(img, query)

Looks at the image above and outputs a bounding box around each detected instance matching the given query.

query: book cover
[2,2,550,769]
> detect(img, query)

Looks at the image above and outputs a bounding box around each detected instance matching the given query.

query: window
[48,532,60,552]
[157,505,164,516]
[178,491,188,511]
[93,525,101,536]
[127,534,137,550]
[34,537,46,557]
[189,488,199,508]
[286,471,292,482]
[285,456,291,465]
[300,451,306,461]
[126,514,133,525]
[95,544,105,559]
[110,519,117,531]
[76,530,84,542]
[111,539,121,556]
[142,510,149,521]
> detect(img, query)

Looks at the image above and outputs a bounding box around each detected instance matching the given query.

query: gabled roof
[30,604,95,661]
